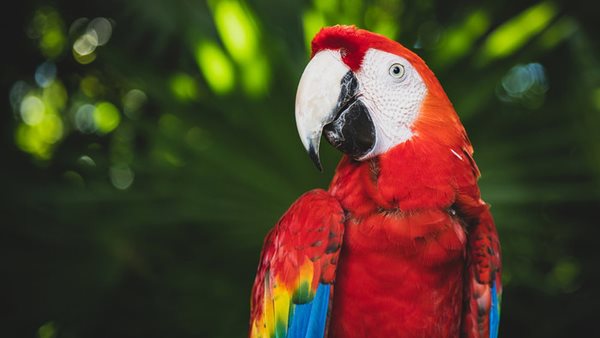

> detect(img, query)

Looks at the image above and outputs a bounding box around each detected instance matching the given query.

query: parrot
[249,25,501,338]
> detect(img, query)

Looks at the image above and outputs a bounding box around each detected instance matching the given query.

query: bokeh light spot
[195,41,234,95]
[302,10,326,51]
[123,89,147,119]
[73,49,97,64]
[479,2,556,63]
[364,0,404,39]
[158,113,183,135]
[69,17,89,37]
[502,63,548,96]
[241,54,270,97]
[365,5,399,39]
[43,81,68,110]
[497,63,549,108]
[551,257,580,292]
[41,30,66,58]
[212,0,259,64]
[592,88,600,111]
[75,104,97,133]
[170,73,199,101]
[88,17,113,46]
[35,62,57,88]
[73,30,99,56]
[209,0,270,97]
[16,124,41,156]
[63,171,85,188]
[20,96,46,126]
[10,81,31,112]
[70,17,113,64]
[77,155,96,167]
[433,9,490,66]
[15,111,64,160]
[37,321,56,338]
[29,8,67,58]
[110,165,134,190]
[538,17,578,50]
[314,0,337,14]
[161,151,184,167]
[80,75,104,98]
[38,114,64,143]
[94,102,121,133]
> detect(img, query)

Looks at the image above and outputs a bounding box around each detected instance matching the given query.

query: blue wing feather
[287,283,331,338]
[288,302,311,338]
[489,281,500,338]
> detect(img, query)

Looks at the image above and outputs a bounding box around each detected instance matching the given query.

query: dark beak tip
[308,144,323,172]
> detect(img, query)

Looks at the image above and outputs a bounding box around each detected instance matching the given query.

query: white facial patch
[355,49,427,158]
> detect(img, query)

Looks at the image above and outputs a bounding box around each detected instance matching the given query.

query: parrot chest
[328,209,467,338]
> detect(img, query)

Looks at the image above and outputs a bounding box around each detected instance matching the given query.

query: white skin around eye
[355,49,428,159]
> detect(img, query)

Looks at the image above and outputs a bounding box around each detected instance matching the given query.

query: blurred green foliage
[1,0,599,337]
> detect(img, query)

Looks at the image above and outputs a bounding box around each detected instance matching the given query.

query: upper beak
[295,50,376,170]
[295,50,350,171]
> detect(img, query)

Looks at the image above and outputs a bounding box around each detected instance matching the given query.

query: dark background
[2,0,599,337]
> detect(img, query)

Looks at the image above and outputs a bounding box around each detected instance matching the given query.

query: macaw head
[295,25,464,170]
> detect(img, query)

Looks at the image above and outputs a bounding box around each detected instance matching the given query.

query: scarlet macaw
[249,25,501,338]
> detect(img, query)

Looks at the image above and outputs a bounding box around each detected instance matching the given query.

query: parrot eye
[389,63,405,79]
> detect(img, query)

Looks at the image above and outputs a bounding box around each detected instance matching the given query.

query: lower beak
[295,50,376,170]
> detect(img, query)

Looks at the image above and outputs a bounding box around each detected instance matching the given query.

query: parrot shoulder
[249,189,345,338]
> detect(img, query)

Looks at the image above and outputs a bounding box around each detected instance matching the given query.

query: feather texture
[249,190,344,338]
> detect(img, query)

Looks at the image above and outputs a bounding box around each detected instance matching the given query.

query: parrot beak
[295,50,376,171]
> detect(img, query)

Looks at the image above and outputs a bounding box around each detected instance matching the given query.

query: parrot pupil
[389,63,405,78]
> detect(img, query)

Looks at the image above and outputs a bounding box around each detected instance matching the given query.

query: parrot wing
[456,145,502,338]
[249,189,345,338]
[461,206,502,338]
